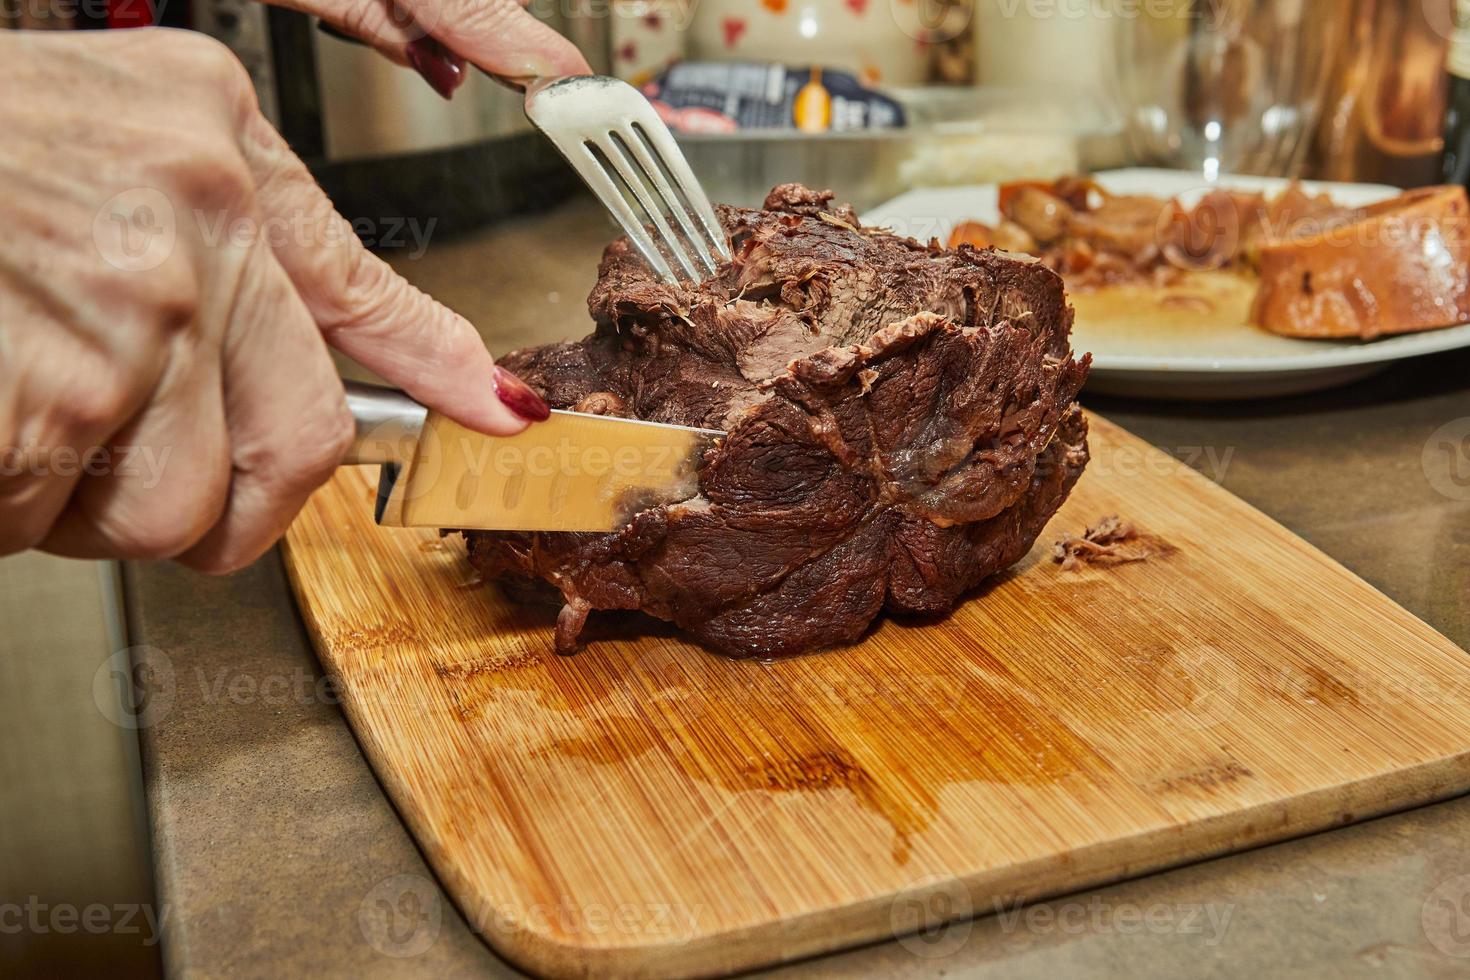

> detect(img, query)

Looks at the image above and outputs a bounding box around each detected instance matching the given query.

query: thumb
[235,110,544,435]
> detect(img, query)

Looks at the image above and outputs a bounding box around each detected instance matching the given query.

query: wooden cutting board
[282,414,1470,979]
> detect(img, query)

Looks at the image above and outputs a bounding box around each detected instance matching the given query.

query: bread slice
[1251,185,1470,339]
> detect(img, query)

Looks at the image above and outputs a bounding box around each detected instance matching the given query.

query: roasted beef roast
[462,184,1091,658]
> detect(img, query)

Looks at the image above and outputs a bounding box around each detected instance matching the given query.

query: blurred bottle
[1443,0,1470,184]
[1311,0,1450,188]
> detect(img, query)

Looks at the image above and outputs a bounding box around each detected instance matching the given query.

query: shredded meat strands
[1052,515,1173,571]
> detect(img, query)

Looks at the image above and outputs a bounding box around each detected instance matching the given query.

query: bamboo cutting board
[282,414,1470,979]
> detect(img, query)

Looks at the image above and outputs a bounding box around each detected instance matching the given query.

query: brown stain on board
[416,507,1315,864]
[280,421,1470,978]
[324,619,418,651]
[1153,760,1255,795]
[435,650,544,677]
[1287,663,1365,709]
[441,604,1114,864]
[417,502,1347,862]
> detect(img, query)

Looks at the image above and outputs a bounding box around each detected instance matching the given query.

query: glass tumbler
[1113,0,1344,178]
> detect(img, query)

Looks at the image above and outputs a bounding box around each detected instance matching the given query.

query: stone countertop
[127,199,1470,978]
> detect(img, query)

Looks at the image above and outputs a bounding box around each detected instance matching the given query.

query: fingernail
[406,37,466,100]
[493,366,551,423]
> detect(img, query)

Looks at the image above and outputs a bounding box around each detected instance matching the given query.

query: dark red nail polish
[406,37,466,100]
[493,366,551,422]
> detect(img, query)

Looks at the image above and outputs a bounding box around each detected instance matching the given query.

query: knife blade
[342,381,723,532]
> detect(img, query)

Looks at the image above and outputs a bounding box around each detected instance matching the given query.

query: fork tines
[525,76,731,287]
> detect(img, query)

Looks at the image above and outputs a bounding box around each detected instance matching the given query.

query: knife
[341,381,724,532]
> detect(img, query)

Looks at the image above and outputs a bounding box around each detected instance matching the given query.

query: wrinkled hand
[271,0,591,96]
[0,29,541,572]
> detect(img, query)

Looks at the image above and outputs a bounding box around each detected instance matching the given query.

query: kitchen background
[0,0,1462,976]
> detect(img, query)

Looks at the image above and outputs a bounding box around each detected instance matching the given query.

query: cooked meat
[949,177,1470,341]
[952,177,1359,291]
[1251,185,1470,339]
[1052,514,1175,571]
[463,184,1091,659]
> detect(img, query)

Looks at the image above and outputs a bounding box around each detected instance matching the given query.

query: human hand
[0,28,548,572]
[270,0,592,97]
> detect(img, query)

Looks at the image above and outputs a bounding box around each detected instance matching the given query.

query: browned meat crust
[462,184,1091,659]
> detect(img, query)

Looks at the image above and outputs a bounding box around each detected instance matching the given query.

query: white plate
[862,168,1470,400]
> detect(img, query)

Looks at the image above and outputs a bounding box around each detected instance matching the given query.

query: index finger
[399,0,592,78]
[237,110,538,436]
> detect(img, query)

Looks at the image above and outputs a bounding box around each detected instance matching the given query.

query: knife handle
[342,381,427,466]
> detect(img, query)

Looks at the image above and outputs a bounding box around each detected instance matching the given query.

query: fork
[520,75,731,286]
[314,26,730,285]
